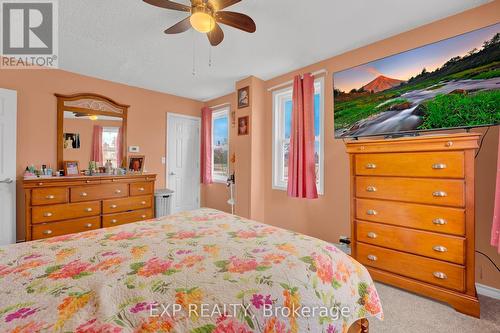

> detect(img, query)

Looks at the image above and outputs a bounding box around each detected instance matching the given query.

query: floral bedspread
[0,208,382,333]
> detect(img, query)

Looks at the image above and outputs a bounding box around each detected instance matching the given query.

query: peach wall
[0,69,203,240]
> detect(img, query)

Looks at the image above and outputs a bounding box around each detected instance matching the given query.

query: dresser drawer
[357,220,465,264]
[103,195,152,214]
[357,243,465,292]
[32,201,101,223]
[130,182,153,196]
[103,209,153,228]
[32,216,100,240]
[356,198,465,236]
[356,176,465,207]
[31,187,68,205]
[70,183,128,202]
[355,152,464,178]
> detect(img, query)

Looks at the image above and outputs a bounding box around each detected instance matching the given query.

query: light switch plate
[129,146,140,153]
[161,157,166,164]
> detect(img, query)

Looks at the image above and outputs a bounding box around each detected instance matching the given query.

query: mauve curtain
[287,73,318,199]
[116,127,123,168]
[491,131,500,253]
[91,125,103,164]
[201,107,213,184]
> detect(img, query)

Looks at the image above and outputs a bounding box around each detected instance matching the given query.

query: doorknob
[169,172,176,176]
[0,178,13,184]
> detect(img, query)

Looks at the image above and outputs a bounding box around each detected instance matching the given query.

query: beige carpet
[369,283,500,332]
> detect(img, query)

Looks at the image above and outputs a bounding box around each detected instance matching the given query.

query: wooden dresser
[346,133,480,317]
[23,174,156,241]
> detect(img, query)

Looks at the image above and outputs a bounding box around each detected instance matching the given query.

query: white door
[167,113,200,213]
[0,89,17,245]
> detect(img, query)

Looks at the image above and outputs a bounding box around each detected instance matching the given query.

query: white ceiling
[59,0,491,101]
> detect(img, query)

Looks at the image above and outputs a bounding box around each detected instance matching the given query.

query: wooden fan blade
[143,0,190,12]
[215,11,256,33]
[207,23,224,46]
[164,17,191,34]
[210,0,241,11]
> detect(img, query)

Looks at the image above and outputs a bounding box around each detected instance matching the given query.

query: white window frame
[272,77,325,195]
[102,126,120,168]
[212,107,230,183]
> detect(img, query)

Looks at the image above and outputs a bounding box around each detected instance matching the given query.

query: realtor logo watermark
[1,0,58,68]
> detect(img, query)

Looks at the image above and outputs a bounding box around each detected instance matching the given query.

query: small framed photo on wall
[238,116,249,136]
[128,155,145,173]
[63,161,80,176]
[237,86,250,109]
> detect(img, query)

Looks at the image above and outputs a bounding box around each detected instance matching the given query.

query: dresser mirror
[56,93,129,172]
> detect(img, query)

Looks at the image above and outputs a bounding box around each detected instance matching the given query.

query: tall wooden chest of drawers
[346,133,480,317]
[23,174,156,241]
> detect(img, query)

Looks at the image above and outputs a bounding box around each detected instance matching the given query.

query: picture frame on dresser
[63,160,79,176]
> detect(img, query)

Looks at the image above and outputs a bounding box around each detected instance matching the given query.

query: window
[102,127,119,168]
[272,77,324,194]
[212,108,229,182]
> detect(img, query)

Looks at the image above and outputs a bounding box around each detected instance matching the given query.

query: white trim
[267,69,328,92]
[166,112,201,209]
[211,107,230,184]
[476,283,500,300]
[208,102,230,110]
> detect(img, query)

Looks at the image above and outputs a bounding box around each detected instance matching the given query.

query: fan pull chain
[208,44,212,67]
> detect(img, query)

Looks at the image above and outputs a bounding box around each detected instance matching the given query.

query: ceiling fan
[143,0,256,46]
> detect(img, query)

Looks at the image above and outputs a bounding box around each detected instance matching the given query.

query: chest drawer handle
[365,163,377,169]
[432,191,447,197]
[45,195,55,199]
[43,230,53,235]
[111,219,118,224]
[85,180,91,184]
[85,223,93,228]
[433,245,447,253]
[85,208,93,212]
[115,189,122,194]
[445,141,453,148]
[80,192,88,197]
[367,254,378,261]
[141,214,147,219]
[141,201,147,205]
[110,204,118,209]
[432,163,447,170]
[433,218,447,225]
[433,272,447,280]
[43,212,53,217]
[366,186,377,193]
[366,209,377,216]
[367,232,377,239]
[138,187,145,192]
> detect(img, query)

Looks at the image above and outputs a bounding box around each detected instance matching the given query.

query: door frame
[166,112,201,211]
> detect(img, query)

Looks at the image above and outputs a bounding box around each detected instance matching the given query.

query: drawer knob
[138,187,145,192]
[433,272,447,280]
[365,163,377,169]
[38,182,44,186]
[111,219,118,224]
[141,214,147,219]
[433,218,447,225]
[367,254,378,261]
[45,195,55,199]
[432,191,447,197]
[433,245,448,253]
[141,201,147,205]
[86,180,91,184]
[85,208,93,212]
[43,230,53,235]
[110,204,118,209]
[80,192,88,197]
[85,223,93,228]
[366,186,377,193]
[432,163,447,170]
[43,212,53,217]
[445,141,453,147]
[115,189,122,194]
[366,209,378,216]
[367,232,377,239]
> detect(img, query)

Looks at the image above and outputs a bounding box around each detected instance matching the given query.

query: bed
[0,208,382,332]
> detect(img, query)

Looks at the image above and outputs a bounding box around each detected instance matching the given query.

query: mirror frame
[56,93,129,170]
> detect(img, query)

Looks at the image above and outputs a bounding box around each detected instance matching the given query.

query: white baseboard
[476,283,500,300]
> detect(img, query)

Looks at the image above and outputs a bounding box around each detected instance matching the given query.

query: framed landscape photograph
[333,23,500,138]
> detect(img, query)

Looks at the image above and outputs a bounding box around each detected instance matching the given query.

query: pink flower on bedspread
[365,286,382,315]
[227,256,258,274]
[49,260,91,279]
[326,324,337,333]
[108,231,136,241]
[138,258,173,277]
[250,294,272,309]
[235,230,258,239]
[213,317,253,333]
[5,308,38,322]
[312,253,333,284]
[130,302,157,314]
[172,231,197,239]
[8,320,46,333]
[23,254,42,260]
[75,318,122,333]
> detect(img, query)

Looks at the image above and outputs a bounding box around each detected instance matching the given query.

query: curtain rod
[208,102,230,110]
[267,69,328,92]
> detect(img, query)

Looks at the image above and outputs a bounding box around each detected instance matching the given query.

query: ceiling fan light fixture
[190,7,215,33]
[89,115,99,121]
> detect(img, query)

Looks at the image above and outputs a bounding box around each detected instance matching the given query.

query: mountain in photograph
[362,75,405,93]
